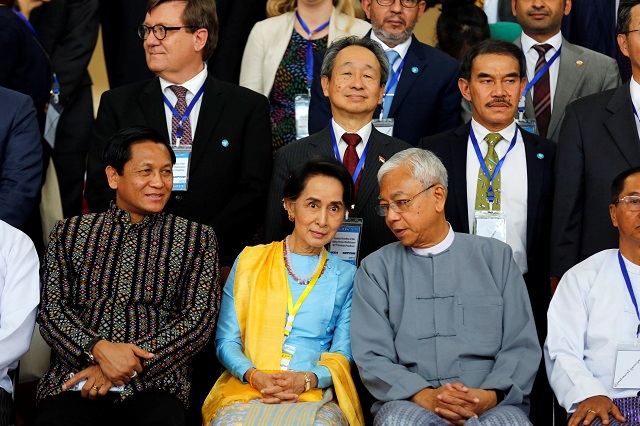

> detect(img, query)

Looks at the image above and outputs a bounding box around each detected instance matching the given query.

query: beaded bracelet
[249,369,260,389]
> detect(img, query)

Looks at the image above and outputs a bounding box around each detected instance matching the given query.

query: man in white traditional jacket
[351,148,540,425]
[546,166,640,426]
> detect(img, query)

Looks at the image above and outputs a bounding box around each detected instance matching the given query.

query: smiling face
[284,174,346,255]
[143,1,207,83]
[362,0,426,47]
[512,0,570,42]
[321,45,385,122]
[106,141,173,223]
[459,53,526,132]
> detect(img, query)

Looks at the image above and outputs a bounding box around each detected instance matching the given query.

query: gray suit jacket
[516,36,621,141]
[550,83,639,277]
[264,126,411,262]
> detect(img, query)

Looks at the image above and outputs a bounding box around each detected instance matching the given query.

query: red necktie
[169,85,192,145]
[342,133,362,197]
[533,44,552,138]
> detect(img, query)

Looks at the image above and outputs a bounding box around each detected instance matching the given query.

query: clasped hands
[62,340,154,400]
[411,383,498,425]
[245,368,316,404]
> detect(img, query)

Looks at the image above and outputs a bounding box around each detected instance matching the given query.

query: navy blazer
[85,74,273,267]
[0,88,43,229]
[308,34,462,146]
[265,125,411,262]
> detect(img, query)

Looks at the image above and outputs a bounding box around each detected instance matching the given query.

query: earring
[288,215,294,222]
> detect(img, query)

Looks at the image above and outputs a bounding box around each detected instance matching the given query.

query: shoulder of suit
[568,84,622,111]
[206,76,269,102]
[410,37,460,68]
[419,127,460,149]
[251,12,294,33]
[562,39,618,66]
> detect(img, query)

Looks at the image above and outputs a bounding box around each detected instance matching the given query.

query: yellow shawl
[201,241,363,425]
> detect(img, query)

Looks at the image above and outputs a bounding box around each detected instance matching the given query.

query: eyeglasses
[375,184,435,216]
[137,24,197,41]
[621,29,640,35]
[615,195,640,211]
[375,0,421,8]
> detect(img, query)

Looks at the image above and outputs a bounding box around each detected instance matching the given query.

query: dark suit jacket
[498,0,517,22]
[419,122,555,343]
[308,34,462,147]
[85,74,273,267]
[265,126,411,262]
[551,83,639,277]
[0,88,43,229]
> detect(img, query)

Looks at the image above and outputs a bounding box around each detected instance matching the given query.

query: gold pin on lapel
[576,60,584,66]
[379,156,386,163]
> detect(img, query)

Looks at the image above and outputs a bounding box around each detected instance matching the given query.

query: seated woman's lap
[210,400,347,426]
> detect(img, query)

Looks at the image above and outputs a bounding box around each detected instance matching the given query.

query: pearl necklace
[284,235,327,285]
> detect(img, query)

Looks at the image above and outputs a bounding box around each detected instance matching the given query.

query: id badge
[372,118,394,136]
[173,149,192,191]
[280,343,297,371]
[473,210,507,243]
[613,345,640,388]
[295,94,311,140]
[329,218,363,266]
[515,118,538,135]
[44,98,63,149]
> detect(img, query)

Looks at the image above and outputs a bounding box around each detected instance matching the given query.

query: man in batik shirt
[32,127,220,426]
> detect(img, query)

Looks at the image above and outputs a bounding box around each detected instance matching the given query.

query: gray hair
[377,148,449,190]
[320,36,390,86]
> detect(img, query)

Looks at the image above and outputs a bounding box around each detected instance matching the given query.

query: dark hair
[0,0,15,7]
[437,3,490,61]
[611,166,640,203]
[460,38,526,81]
[618,0,640,34]
[103,126,176,175]
[147,0,219,60]
[283,157,355,209]
[321,36,390,86]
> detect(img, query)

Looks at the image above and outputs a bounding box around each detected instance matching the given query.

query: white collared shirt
[0,221,39,395]
[159,66,208,146]
[629,77,640,139]
[466,119,528,273]
[521,31,563,113]
[411,223,455,256]
[331,119,373,160]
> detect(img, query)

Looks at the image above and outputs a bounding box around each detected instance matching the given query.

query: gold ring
[587,408,595,414]
[92,385,100,391]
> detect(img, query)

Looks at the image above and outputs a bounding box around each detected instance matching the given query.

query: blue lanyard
[329,122,369,185]
[470,126,518,204]
[296,12,330,92]
[384,56,406,98]
[618,251,640,339]
[633,103,639,122]
[518,46,561,113]
[162,82,206,145]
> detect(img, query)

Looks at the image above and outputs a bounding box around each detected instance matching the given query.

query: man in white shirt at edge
[545,166,640,426]
[0,220,39,426]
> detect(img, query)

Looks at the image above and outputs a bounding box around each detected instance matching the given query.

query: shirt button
[175,194,183,201]
[326,327,331,333]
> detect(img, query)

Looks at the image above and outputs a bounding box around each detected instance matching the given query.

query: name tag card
[473,210,507,243]
[372,118,394,136]
[295,94,311,140]
[329,218,363,266]
[173,150,191,191]
[614,345,640,389]
[515,118,538,135]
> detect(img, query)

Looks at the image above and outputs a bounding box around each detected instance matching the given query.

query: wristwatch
[300,371,311,392]
[83,337,102,365]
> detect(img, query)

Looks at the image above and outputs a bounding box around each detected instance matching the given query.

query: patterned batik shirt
[36,203,221,406]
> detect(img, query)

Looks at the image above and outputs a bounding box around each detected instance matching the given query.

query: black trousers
[0,387,14,426]
[31,389,186,426]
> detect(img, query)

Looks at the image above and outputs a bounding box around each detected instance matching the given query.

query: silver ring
[586,408,595,414]
[130,371,137,379]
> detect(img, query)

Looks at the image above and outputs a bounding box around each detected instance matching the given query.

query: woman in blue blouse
[202,159,363,425]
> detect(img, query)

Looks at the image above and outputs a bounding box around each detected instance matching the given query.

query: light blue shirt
[216,249,356,389]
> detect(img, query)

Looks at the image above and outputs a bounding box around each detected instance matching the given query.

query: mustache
[383,15,407,26]
[486,98,512,107]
